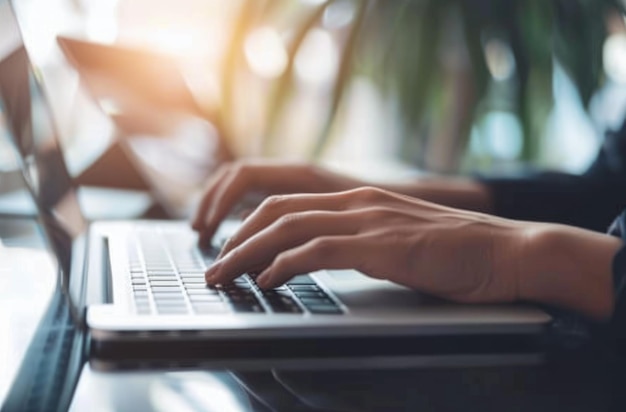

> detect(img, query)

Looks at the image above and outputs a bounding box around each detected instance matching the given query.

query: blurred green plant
[217,0,625,172]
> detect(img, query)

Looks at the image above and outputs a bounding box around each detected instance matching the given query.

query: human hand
[192,161,365,245]
[205,186,528,304]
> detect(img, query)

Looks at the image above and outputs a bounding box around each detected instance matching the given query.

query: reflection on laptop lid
[0,2,88,326]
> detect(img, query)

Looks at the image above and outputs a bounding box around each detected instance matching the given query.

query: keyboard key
[286,274,316,285]
[149,286,181,293]
[178,268,205,274]
[185,283,218,290]
[288,285,320,292]
[157,306,189,315]
[152,294,185,302]
[186,288,219,295]
[265,295,303,313]
[188,295,222,302]
[135,299,150,307]
[179,272,206,278]
[220,283,252,290]
[233,277,249,284]
[262,290,292,297]
[293,293,328,301]
[149,280,180,287]
[268,295,297,305]
[307,305,343,314]
[155,299,187,306]
[147,273,178,279]
[192,303,229,314]
[146,270,176,275]
[232,302,265,313]
[270,304,303,314]
[223,287,255,295]
[299,297,335,305]
[222,292,253,301]
[182,278,207,284]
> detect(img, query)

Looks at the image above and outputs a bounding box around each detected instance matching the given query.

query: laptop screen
[0,1,87,282]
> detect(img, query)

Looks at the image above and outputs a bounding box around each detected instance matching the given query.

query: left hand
[205,187,528,304]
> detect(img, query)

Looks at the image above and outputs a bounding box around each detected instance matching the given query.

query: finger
[236,208,255,220]
[206,210,359,285]
[198,164,315,245]
[192,164,232,230]
[218,191,352,259]
[255,235,372,289]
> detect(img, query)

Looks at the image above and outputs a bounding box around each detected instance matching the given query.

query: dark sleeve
[479,119,626,232]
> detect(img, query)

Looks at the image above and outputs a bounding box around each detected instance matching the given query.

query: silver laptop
[0,0,551,369]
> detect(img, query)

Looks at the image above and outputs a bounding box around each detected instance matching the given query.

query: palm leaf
[262,0,333,155]
[312,0,371,158]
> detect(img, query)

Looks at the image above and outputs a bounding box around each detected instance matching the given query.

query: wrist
[519,223,622,320]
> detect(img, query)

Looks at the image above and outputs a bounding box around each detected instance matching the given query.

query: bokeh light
[244,27,288,79]
[295,28,338,85]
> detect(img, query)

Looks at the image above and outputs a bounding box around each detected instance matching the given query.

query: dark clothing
[482,120,626,233]
[480,118,626,348]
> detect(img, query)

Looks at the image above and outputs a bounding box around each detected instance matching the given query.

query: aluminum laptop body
[0,1,551,369]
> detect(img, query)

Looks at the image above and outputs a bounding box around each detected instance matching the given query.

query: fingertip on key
[256,272,270,289]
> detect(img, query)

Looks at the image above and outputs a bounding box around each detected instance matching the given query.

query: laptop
[0,0,551,370]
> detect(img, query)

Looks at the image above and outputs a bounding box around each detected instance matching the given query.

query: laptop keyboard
[127,228,344,316]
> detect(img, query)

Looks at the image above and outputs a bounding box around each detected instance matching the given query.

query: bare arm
[518,223,622,320]
[201,185,622,321]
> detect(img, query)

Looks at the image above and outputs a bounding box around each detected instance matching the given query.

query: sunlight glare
[323,0,356,29]
[484,38,515,81]
[295,29,338,85]
[244,27,288,79]
[14,1,71,63]
[151,373,248,412]
[84,0,120,43]
[604,33,626,84]
[152,28,196,56]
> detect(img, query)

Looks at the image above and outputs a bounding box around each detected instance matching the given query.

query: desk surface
[0,218,56,404]
[2,216,626,412]
[69,363,620,412]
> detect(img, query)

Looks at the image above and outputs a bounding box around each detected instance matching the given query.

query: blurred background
[3,0,626,217]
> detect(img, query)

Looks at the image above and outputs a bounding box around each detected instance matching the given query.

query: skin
[193,161,623,320]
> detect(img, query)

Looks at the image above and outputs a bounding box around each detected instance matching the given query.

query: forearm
[518,223,623,320]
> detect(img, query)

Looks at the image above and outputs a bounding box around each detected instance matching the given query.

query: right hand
[204,186,525,305]
[191,161,364,244]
